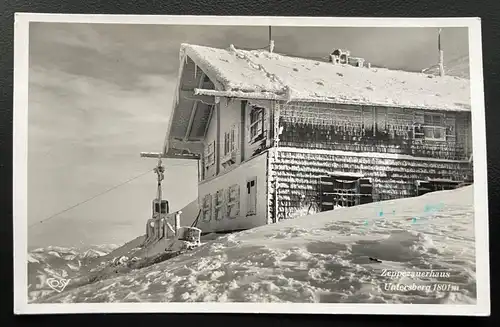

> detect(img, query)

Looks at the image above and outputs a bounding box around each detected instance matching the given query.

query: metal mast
[153,155,165,212]
[269,26,274,53]
[438,28,445,77]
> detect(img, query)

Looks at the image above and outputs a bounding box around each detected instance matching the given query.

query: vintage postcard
[13,14,490,315]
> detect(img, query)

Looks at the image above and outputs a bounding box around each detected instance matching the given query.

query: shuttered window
[227,184,240,218]
[214,189,226,221]
[201,194,212,222]
[204,141,215,167]
[249,106,264,142]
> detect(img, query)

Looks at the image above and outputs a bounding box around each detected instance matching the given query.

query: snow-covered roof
[181,44,471,111]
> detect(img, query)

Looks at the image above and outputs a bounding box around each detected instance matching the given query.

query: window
[223,124,239,157]
[422,114,446,141]
[153,200,169,214]
[246,178,257,216]
[224,132,229,156]
[214,189,225,221]
[204,141,215,167]
[319,175,363,211]
[201,194,212,222]
[249,106,264,142]
[227,184,240,218]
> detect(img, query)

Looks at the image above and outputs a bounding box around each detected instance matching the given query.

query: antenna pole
[154,156,165,211]
[269,26,274,53]
[438,28,445,77]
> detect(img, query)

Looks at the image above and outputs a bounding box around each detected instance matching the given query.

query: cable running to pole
[28,168,154,229]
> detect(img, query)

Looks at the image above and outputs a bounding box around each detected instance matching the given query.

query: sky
[27,22,469,249]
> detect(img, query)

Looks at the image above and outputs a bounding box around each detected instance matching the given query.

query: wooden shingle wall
[268,149,471,222]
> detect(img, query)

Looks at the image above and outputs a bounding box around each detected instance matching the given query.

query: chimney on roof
[329,49,367,68]
[348,56,365,68]
[330,49,350,65]
[438,28,445,77]
[269,26,274,53]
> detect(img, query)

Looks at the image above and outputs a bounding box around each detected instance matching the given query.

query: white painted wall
[201,98,275,183]
[196,153,268,233]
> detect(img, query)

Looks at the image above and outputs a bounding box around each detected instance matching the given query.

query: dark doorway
[319,173,373,211]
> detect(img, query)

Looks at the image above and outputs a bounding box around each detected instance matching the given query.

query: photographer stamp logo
[46,277,71,293]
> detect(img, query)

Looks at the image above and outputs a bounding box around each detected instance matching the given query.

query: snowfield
[32,186,475,304]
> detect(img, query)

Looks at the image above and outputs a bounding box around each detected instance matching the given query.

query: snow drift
[33,185,475,304]
[28,244,121,301]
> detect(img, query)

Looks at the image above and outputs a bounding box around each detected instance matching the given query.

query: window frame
[249,106,264,142]
[422,113,447,142]
[422,125,447,141]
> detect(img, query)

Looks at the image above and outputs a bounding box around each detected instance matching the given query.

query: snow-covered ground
[31,185,475,304]
[28,244,122,301]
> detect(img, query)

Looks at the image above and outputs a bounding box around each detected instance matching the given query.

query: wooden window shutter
[234,185,240,216]
[208,193,213,222]
[213,189,226,221]
[202,194,212,222]
[232,124,239,152]
[261,108,266,136]
[222,190,227,220]
[225,188,231,219]
[227,184,241,219]
[213,191,219,221]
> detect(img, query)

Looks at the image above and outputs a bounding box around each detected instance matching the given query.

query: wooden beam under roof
[184,72,209,142]
[179,90,216,105]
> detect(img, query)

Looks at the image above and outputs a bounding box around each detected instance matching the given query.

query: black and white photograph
[13,15,490,315]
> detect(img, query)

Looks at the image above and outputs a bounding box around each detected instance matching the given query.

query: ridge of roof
[180,43,471,111]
